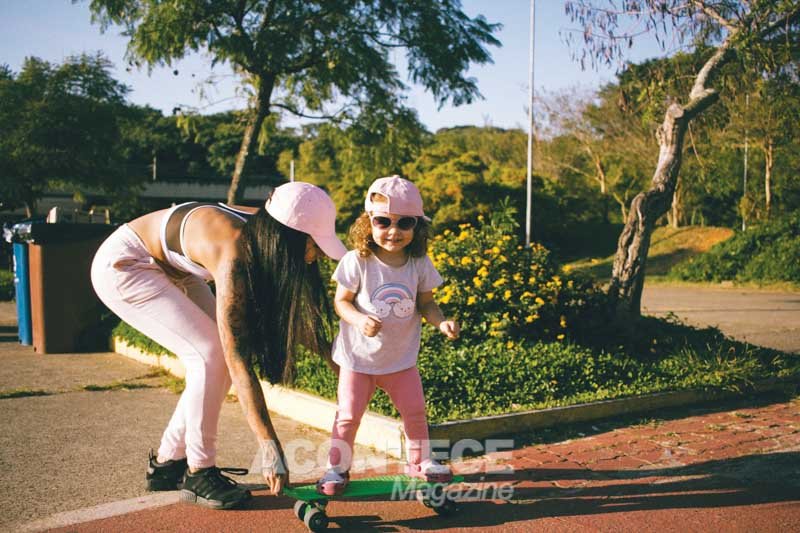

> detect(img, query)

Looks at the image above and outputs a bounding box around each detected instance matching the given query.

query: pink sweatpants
[328,366,430,471]
[91,225,230,469]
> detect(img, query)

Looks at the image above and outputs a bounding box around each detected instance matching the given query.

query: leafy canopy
[87,0,501,115]
[0,53,131,213]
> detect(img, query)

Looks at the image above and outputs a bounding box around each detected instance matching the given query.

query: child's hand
[439,320,460,340]
[360,314,382,337]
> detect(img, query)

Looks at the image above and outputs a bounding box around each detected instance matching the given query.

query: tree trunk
[613,193,628,221]
[594,155,610,223]
[607,44,729,318]
[227,76,275,205]
[764,140,773,219]
[669,176,682,228]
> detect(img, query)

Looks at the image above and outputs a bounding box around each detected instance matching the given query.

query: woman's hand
[261,440,289,495]
[439,320,460,340]
[359,314,382,337]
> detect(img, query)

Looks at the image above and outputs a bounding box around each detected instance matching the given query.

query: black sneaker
[146,449,188,491]
[180,466,252,510]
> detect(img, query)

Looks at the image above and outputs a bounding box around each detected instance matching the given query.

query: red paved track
[50,395,800,532]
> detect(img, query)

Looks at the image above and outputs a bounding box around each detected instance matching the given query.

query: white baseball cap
[265,182,347,260]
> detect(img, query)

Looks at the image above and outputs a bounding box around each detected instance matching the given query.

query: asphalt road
[641,285,800,353]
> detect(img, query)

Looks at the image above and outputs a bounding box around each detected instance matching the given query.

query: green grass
[0,388,52,399]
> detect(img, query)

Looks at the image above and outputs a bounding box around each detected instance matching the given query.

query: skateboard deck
[284,474,464,531]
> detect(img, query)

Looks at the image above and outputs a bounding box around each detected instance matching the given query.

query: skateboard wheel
[304,507,329,531]
[293,500,308,520]
[432,499,457,516]
[415,490,434,508]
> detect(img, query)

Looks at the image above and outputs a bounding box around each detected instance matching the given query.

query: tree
[566,0,800,317]
[87,0,501,203]
[284,104,428,226]
[0,54,131,216]
[723,74,800,219]
[539,87,654,223]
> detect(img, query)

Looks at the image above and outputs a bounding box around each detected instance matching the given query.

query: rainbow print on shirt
[370,283,415,319]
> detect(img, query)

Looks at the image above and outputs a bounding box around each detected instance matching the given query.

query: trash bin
[3,221,38,346]
[12,222,115,353]
[13,243,33,345]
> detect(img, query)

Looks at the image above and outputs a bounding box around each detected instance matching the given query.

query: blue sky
[1,1,665,132]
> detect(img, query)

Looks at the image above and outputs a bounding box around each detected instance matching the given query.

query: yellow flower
[491,246,501,255]
[492,277,506,287]
[467,296,476,305]
[489,321,501,329]
[502,312,509,319]
[557,334,565,340]
[525,314,537,323]
[458,231,470,241]
[560,316,567,328]
[503,235,512,241]
[513,273,523,282]
[482,259,490,266]
[443,229,452,236]
[535,297,545,306]
[477,266,489,277]
[506,340,514,349]
[503,290,512,300]
[477,215,485,221]
[486,292,495,300]
[440,294,452,304]
[460,256,473,265]
[473,277,483,287]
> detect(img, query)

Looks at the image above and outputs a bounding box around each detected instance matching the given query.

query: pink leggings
[328,366,430,471]
[91,225,230,469]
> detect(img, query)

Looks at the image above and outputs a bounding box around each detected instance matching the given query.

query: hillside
[566,226,735,280]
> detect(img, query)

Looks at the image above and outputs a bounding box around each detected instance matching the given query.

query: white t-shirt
[331,250,443,374]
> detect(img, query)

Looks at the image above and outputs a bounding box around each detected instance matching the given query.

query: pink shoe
[316,469,349,496]
[405,459,453,483]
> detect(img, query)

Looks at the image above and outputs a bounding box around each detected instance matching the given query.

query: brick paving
[49,392,800,532]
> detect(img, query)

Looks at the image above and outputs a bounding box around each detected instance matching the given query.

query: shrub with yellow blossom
[427,203,602,345]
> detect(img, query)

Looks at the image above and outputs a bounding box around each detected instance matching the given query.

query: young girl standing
[317,175,459,495]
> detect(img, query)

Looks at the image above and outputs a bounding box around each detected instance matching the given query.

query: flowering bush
[428,202,603,345]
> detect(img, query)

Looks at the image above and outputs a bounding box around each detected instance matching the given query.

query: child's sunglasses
[370,215,419,231]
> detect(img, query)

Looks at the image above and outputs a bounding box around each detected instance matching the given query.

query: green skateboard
[283,474,464,532]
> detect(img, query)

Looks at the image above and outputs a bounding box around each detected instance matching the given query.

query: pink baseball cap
[364,175,429,220]
[265,182,347,260]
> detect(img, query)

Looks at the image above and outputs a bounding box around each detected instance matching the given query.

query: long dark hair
[238,207,331,384]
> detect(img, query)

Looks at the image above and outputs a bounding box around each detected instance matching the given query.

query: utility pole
[525,0,536,246]
[742,93,749,231]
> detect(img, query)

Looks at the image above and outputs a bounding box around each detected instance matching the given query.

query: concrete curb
[112,338,407,459]
[113,338,798,456]
[429,378,798,443]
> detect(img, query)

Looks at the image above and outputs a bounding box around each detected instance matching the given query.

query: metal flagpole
[525,0,536,246]
[742,94,749,231]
